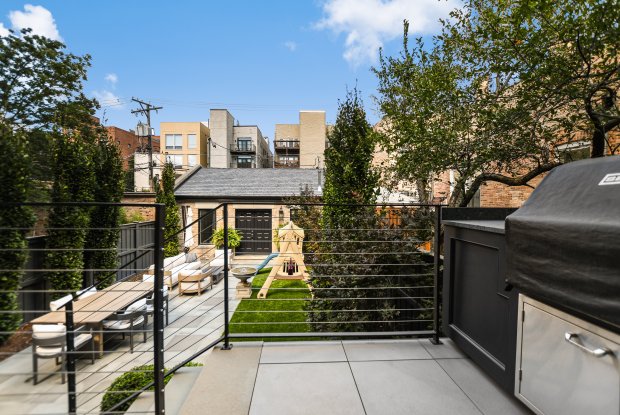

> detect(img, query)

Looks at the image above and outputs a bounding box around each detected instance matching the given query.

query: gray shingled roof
[175,167,323,199]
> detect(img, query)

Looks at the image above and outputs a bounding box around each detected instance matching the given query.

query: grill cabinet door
[517,299,619,415]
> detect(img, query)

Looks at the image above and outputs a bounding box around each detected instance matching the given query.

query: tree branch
[458,162,562,207]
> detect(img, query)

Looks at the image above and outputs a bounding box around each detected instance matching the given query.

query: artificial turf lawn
[229,268,312,339]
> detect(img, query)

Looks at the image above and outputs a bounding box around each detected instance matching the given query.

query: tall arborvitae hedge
[84,132,125,289]
[0,124,35,343]
[307,89,424,333]
[321,89,378,229]
[45,131,95,299]
[156,162,180,257]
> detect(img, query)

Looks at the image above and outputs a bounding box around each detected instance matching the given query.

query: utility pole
[131,98,163,190]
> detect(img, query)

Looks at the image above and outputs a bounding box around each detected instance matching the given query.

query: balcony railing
[274,140,300,150]
[230,142,256,153]
[0,201,442,415]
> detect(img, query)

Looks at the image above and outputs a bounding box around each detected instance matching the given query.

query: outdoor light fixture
[278,207,284,225]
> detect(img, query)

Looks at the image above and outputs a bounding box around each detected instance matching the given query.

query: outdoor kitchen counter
[442,214,518,395]
[442,219,505,234]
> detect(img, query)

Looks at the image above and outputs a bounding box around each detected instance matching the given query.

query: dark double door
[235,209,272,254]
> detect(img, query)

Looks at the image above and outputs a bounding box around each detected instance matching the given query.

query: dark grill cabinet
[506,156,620,415]
[442,208,518,393]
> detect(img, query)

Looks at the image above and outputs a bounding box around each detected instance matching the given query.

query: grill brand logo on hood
[598,173,620,186]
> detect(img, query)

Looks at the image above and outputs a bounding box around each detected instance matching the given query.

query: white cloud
[315,0,460,66]
[284,41,298,52]
[93,90,125,110]
[105,73,118,86]
[0,23,9,37]
[8,4,62,41]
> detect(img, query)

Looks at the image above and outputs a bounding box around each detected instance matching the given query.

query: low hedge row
[100,362,203,413]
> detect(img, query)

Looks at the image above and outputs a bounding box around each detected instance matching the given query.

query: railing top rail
[198,201,445,208]
[0,202,164,208]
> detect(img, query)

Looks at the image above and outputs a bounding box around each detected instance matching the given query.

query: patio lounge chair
[102,298,148,353]
[31,324,95,385]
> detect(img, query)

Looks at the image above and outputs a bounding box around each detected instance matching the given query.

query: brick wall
[107,127,141,169]
[122,193,157,221]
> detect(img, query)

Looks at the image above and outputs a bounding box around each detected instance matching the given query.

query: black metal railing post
[432,205,442,345]
[222,203,232,350]
[153,204,166,414]
[65,298,77,414]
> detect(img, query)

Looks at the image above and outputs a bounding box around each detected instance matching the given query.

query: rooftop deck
[177,339,530,415]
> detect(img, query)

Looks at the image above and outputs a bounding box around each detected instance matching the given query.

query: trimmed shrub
[100,362,203,413]
[0,124,35,344]
[156,162,180,257]
[100,365,170,413]
[45,132,95,298]
[84,135,125,289]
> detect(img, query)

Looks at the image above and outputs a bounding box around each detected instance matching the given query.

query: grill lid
[506,156,620,331]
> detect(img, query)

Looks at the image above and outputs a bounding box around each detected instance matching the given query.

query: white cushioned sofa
[143,253,202,288]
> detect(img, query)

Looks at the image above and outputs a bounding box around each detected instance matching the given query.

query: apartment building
[160,122,210,174]
[209,109,272,168]
[274,110,328,169]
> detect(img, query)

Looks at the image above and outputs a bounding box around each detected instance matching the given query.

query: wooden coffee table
[178,268,214,295]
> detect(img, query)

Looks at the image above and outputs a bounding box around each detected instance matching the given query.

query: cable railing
[0,201,443,415]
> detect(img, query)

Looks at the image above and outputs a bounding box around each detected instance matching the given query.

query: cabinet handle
[564,332,611,358]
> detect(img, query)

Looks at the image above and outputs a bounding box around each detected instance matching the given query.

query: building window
[188,134,197,149]
[198,209,216,244]
[165,134,182,150]
[237,138,252,151]
[236,156,253,168]
[277,155,299,166]
[188,155,197,167]
[166,154,183,169]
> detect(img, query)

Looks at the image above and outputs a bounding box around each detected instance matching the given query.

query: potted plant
[211,228,243,261]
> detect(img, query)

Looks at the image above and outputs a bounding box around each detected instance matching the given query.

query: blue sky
[0,1,459,140]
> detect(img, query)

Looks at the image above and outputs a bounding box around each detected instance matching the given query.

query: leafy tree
[374,0,620,207]
[84,134,125,289]
[322,88,378,228]
[0,123,35,343]
[45,128,96,298]
[1,29,98,202]
[156,162,180,257]
[0,29,94,130]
